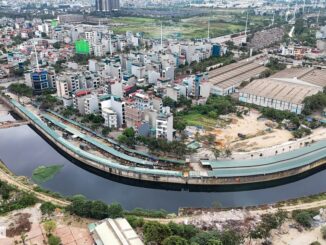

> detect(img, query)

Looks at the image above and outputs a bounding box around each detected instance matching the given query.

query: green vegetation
[176,54,234,76]
[140,221,242,245]
[162,95,192,110]
[292,127,312,139]
[70,54,93,65]
[61,106,79,118]
[52,42,61,49]
[0,191,37,215]
[43,220,61,245]
[117,128,190,157]
[310,242,321,245]
[293,18,316,47]
[118,127,136,147]
[44,220,56,235]
[48,234,61,245]
[163,235,189,245]
[125,207,168,218]
[8,83,33,98]
[125,216,145,228]
[138,137,190,157]
[33,186,64,199]
[250,210,287,240]
[40,202,56,215]
[68,195,123,220]
[81,113,105,130]
[109,12,268,39]
[321,226,326,239]
[181,113,217,130]
[266,57,286,72]
[37,94,60,110]
[292,209,319,228]
[144,221,173,244]
[32,165,63,183]
[303,92,326,115]
[260,107,301,126]
[52,60,65,73]
[175,95,236,130]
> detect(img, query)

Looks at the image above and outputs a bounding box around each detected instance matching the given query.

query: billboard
[51,20,58,28]
[75,39,90,54]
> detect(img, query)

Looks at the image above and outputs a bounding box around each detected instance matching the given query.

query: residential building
[156,107,173,141]
[84,95,99,115]
[102,107,118,128]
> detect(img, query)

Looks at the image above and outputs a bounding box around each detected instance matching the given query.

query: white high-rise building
[156,107,173,142]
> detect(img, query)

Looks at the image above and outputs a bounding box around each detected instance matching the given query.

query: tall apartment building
[102,107,118,128]
[156,107,173,142]
[95,0,120,12]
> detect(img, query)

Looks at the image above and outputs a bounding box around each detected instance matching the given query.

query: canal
[1,114,326,211]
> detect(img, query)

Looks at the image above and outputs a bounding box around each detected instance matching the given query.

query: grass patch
[182,113,216,130]
[32,165,63,183]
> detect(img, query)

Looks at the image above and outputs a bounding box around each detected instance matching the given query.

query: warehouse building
[209,55,267,96]
[239,67,326,114]
[239,78,321,114]
[89,218,143,245]
[270,67,326,88]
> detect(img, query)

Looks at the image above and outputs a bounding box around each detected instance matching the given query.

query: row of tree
[141,221,242,245]
[67,195,123,220]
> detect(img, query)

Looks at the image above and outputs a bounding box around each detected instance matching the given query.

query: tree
[310,242,321,245]
[163,96,177,109]
[225,149,232,158]
[207,239,222,245]
[52,42,61,49]
[225,40,235,50]
[321,226,326,240]
[208,111,218,119]
[293,210,315,228]
[108,202,123,218]
[8,83,33,101]
[303,92,326,115]
[167,222,198,240]
[38,94,58,110]
[48,234,61,245]
[40,202,56,215]
[206,134,215,146]
[20,232,28,245]
[118,128,136,147]
[212,148,221,159]
[163,235,189,245]
[91,200,109,219]
[190,231,221,245]
[43,220,56,235]
[143,221,172,244]
[174,118,187,132]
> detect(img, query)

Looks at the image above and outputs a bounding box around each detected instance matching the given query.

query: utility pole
[245,10,249,36]
[161,21,163,49]
[33,43,39,71]
[207,19,210,40]
[317,9,320,26]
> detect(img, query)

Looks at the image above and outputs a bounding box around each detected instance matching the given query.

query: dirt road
[0,160,70,207]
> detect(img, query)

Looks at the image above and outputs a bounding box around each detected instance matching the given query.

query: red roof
[75,90,91,97]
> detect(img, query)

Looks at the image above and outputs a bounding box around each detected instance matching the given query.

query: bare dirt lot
[207,110,293,151]
[0,205,93,245]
